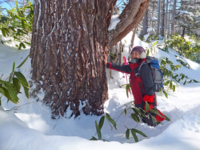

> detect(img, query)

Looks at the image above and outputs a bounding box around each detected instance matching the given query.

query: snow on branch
[107,0,150,47]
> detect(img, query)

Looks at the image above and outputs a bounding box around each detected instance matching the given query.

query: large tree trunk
[30,0,150,118]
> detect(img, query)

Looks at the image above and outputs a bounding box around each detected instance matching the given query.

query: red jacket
[107,58,165,121]
[107,58,165,122]
[107,58,157,109]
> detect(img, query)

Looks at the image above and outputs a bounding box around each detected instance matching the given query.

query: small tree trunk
[160,0,165,36]
[182,27,185,38]
[164,0,169,40]
[152,2,155,28]
[142,9,148,37]
[156,0,161,35]
[171,0,177,35]
[131,28,137,49]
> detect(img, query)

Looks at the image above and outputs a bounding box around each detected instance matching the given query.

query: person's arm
[107,62,132,74]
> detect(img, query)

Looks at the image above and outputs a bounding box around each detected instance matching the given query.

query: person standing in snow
[105,46,165,126]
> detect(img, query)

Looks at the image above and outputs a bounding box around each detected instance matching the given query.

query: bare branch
[107,0,150,47]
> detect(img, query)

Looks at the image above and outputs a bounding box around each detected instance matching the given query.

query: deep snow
[0,33,200,150]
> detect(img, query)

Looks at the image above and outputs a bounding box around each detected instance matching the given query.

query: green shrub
[0,0,33,50]
[0,55,30,106]
[165,35,200,63]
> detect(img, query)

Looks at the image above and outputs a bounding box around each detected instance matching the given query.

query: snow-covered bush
[176,1,200,37]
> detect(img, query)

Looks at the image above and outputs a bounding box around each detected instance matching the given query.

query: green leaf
[13,77,21,92]
[132,108,140,115]
[152,41,158,47]
[102,139,109,142]
[19,42,26,50]
[150,109,165,119]
[131,129,138,142]
[170,81,173,89]
[24,42,31,46]
[1,27,10,37]
[14,72,29,87]
[106,113,117,130]
[183,80,187,85]
[4,82,19,104]
[173,85,176,92]
[95,121,102,140]
[17,54,30,68]
[131,113,140,123]
[12,62,16,72]
[163,90,168,98]
[0,86,12,102]
[126,129,130,139]
[90,136,98,141]
[193,80,199,83]
[131,128,147,137]
[124,109,127,116]
[24,86,29,99]
[164,115,171,121]
[99,116,105,130]
[145,102,150,112]
[15,0,19,8]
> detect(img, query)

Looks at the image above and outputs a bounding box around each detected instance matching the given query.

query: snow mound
[1,33,200,150]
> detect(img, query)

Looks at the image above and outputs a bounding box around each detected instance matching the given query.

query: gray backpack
[137,56,164,92]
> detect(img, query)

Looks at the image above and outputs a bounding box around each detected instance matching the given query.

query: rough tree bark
[30,0,150,118]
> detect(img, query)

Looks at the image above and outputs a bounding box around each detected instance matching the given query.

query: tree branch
[107,0,150,48]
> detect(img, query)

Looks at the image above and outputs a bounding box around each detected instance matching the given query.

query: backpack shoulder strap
[135,61,146,77]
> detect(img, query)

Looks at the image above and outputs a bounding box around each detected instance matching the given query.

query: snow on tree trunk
[30,0,117,118]
[30,0,150,118]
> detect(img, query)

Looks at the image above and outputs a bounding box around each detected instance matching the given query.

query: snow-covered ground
[1,33,200,150]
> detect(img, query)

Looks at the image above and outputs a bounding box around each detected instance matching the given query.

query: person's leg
[142,112,157,127]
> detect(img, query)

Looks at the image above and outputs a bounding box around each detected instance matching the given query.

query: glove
[143,94,155,112]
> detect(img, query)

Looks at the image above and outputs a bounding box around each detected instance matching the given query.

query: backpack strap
[135,61,146,78]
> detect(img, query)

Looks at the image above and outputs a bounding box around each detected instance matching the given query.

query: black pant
[142,112,157,127]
